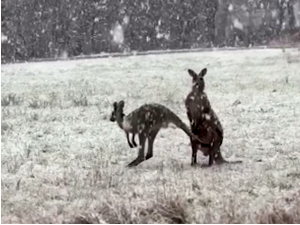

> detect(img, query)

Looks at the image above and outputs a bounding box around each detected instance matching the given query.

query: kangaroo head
[188,68,207,92]
[110,100,125,122]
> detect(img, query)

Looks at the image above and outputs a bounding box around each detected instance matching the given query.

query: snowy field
[1,49,300,223]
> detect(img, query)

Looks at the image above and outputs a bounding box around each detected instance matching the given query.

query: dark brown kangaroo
[185,68,242,166]
[110,100,205,167]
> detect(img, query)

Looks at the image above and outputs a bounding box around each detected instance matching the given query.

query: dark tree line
[1,0,298,63]
[215,0,298,47]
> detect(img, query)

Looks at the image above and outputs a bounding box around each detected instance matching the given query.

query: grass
[1,49,300,223]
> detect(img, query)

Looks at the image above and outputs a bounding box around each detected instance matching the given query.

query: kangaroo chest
[195,114,223,141]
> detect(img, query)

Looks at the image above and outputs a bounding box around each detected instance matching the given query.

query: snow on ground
[1,49,300,223]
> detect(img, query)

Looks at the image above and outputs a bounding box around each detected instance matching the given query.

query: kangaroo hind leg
[209,138,226,166]
[131,134,137,147]
[145,129,160,160]
[127,133,146,167]
[126,132,134,148]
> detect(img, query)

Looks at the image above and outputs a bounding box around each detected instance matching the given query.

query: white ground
[1,49,300,223]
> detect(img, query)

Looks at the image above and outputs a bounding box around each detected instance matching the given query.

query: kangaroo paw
[191,135,199,141]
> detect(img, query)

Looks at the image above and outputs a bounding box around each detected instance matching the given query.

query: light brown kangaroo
[185,68,242,166]
[110,100,206,167]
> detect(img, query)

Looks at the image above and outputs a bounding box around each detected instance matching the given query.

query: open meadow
[1,49,300,223]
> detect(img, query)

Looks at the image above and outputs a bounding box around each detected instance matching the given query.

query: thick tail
[167,109,206,145]
[215,150,243,164]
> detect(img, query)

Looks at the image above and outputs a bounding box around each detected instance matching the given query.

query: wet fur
[110,100,205,167]
[185,68,242,166]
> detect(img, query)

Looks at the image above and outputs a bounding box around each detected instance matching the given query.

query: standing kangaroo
[110,100,205,167]
[185,68,242,166]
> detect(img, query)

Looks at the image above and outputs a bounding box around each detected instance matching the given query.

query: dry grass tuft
[1,93,22,106]
[258,207,295,224]
[73,94,89,107]
[154,197,188,224]
[257,189,300,224]
[1,121,11,135]
[66,197,188,224]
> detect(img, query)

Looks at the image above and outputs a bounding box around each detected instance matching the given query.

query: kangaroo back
[158,105,196,139]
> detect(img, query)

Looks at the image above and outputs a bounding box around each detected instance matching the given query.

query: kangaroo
[110,100,205,167]
[185,68,242,166]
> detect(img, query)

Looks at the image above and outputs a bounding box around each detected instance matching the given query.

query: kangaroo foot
[191,155,197,166]
[191,161,198,166]
[201,164,213,168]
[145,152,153,160]
[127,157,144,167]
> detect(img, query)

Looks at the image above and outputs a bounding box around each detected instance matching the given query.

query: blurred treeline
[1,0,299,62]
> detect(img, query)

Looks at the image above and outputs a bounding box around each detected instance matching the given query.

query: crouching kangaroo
[110,100,205,167]
[185,68,242,166]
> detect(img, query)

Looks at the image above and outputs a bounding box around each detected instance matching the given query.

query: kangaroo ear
[118,100,125,108]
[188,69,197,79]
[113,102,118,109]
[199,68,207,77]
